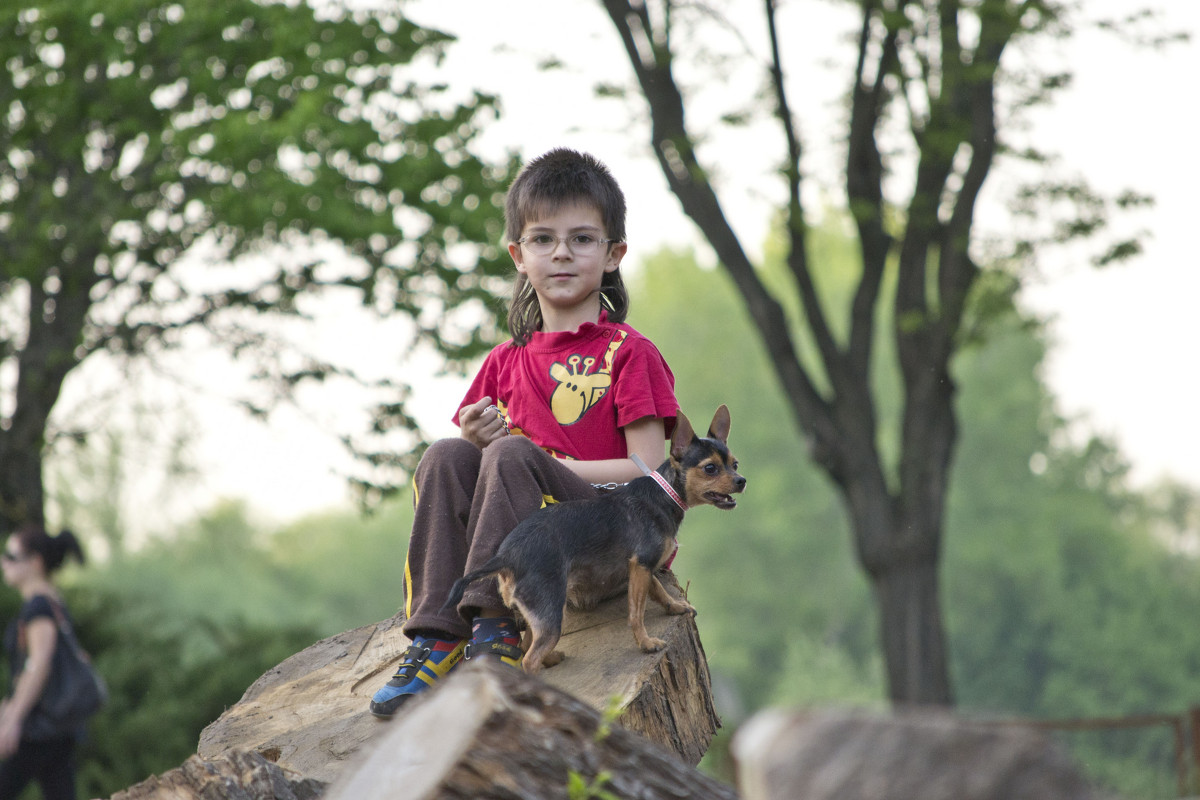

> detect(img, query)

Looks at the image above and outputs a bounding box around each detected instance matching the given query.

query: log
[731,708,1106,800]
[197,571,719,784]
[324,659,738,800]
[108,748,325,800]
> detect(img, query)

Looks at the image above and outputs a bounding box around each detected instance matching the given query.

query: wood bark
[731,708,1105,800]
[108,749,325,800]
[0,255,96,533]
[196,571,719,784]
[324,660,738,800]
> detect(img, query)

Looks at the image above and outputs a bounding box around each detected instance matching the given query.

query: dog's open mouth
[705,492,738,510]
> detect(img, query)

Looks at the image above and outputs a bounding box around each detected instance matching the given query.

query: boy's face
[509,202,627,330]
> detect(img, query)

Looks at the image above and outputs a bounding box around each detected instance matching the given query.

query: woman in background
[0,525,87,800]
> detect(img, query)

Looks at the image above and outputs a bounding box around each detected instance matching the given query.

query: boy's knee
[417,438,482,479]
[424,437,482,462]
[480,435,541,467]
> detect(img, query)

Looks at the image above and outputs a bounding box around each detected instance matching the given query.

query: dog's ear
[707,405,731,443]
[669,413,695,461]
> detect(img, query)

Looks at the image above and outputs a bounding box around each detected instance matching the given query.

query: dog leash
[484,405,510,434]
[630,454,688,511]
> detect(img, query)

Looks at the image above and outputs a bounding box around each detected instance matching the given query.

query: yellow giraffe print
[548,331,627,425]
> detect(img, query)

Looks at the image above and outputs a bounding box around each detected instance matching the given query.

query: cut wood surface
[197,571,719,784]
[325,660,738,800]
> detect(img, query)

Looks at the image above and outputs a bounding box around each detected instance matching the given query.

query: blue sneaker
[369,635,466,718]
[465,617,523,669]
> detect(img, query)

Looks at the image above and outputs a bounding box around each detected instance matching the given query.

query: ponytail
[12,525,86,574]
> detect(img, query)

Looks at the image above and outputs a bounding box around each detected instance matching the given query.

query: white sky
[54,0,1199,529]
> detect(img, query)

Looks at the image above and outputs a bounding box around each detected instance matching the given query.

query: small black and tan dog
[443,405,745,675]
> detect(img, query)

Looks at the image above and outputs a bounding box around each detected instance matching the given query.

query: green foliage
[83,498,412,640]
[1,0,518,530]
[598,0,1174,708]
[944,319,1200,716]
[942,319,1200,797]
[628,247,879,714]
[0,497,415,796]
[264,500,415,633]
[567,770,618,800]
[593,693,623,742]
[0,0,513,326]
[0,579,319,796]
[627,238,1200,793]
[72,594,318,796]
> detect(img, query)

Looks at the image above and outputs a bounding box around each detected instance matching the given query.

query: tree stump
[731,708,1105,800]
[196,571,719,784]
[324,660,738,800]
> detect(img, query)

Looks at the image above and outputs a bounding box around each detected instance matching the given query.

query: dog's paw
[639,636,667,652]
[542,650,565,668]
[666,600,696,616]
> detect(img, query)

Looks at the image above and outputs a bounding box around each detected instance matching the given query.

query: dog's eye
[704,463,718,475]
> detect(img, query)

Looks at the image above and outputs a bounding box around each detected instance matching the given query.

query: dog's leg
[648,574,696,616]
[520,613,563,676]
[628,557,667,652]
[538,608,566,669]
[520,627,533,655]
[510,590,565,676]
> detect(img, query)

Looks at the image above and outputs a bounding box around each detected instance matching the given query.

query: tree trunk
[1,278,92,533]
[109,658,733,800]
[731,708,1104,800]
[0,441,44,535]
[872,557,953,705]
[109,750,324,800]
[197,571,720,783]
[843,446,955,706]
[324,661,738,800]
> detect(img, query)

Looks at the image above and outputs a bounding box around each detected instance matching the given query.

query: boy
[370,149,678,716]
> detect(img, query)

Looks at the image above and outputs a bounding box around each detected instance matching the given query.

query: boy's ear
[604,241,627,273]
[669,413,695,461]
[707,404,731,443]
[508,241,527,272]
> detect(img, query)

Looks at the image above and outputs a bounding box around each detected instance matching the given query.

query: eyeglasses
[517,233,618,256]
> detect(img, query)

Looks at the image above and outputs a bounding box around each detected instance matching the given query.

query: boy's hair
[505,148,630,345]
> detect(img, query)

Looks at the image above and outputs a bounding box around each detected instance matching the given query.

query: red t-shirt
[455,314,678,461]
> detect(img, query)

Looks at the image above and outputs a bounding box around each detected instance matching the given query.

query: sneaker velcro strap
[465,640,523,661]
[392,643,432,681]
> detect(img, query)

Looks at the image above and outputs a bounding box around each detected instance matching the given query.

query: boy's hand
[460,397,509,448]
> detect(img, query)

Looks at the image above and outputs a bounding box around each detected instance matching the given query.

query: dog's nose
[733,475,746,491]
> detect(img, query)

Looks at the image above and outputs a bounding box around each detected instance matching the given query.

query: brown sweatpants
[401,435,600,640]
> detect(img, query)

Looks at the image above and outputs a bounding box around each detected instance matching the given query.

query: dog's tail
[441,562,503,613]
